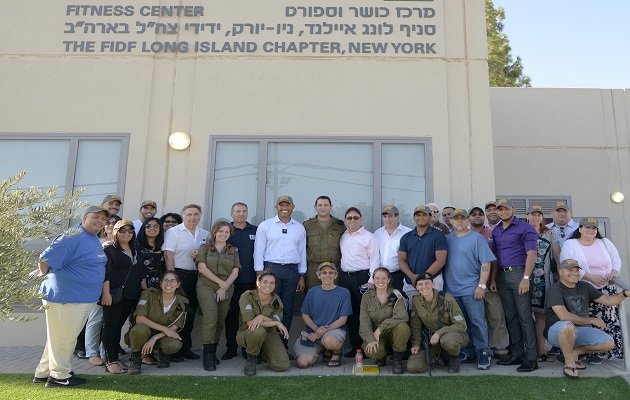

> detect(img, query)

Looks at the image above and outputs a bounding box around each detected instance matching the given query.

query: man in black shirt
[545,259,630,379]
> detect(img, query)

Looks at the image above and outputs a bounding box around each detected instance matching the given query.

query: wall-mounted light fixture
[611,191,625,203]
[168,131,191,150]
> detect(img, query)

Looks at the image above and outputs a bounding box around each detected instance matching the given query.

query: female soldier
[195,220,241,371]
[127,271,188,374]
[237,270,290,376]
[359,267,410,374]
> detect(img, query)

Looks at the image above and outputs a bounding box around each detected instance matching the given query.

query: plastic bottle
[355,349,363,373]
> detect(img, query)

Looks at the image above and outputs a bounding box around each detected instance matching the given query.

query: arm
[474,262,491,300]
[253,223,266,272]
[594,290,630,307]
[551,305,606,330]
[409,302,424,349]
[135,315,181,339]
[164,250,175,271]
[436,298,467,337]
[602,238,622,280]
[426,250,447,275]
[519,249,537,295]
[489,260,498,292]
[359,297,377,344]
[38,261,51,276]
[398,251,415,282]
[378,295,409,332]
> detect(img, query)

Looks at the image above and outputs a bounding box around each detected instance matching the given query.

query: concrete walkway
[3,345,628,381]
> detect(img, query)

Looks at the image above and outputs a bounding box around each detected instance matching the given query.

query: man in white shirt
[163,204,209,360]
[546,201,579,248]
[373,205,411,292]
[254,195,306,346]
[339,207,380,357]
[132,200,158,234]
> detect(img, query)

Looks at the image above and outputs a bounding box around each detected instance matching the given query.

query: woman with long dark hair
[101,219,145,374]
[137,217,166,289]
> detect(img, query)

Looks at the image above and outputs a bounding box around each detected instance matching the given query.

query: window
[0,134,129,217]
[208,137,432,230]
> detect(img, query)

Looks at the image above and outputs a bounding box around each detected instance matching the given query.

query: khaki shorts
[293,328,346,356]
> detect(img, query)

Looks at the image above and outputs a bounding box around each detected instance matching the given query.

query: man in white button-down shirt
[254,195,306,347]
[373,205,411,292]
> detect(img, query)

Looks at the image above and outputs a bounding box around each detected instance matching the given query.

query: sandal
[537,354,554,363]
[563,366,579,379]
[142,355,158,365]
[574,360,586,370]
[105,362,125,374]
[327,351,342,367]
[321,350,332,363]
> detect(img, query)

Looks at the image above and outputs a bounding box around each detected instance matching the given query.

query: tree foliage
[0,171,86,321]
[486,0,531,87]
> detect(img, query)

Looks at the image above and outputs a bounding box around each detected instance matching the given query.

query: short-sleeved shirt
[398,226,448,283]
[195,243,241,290]
[444,231,496,297]
[301,285,352,332]
[162,224,209,271]
[39,226,107,303]
[492,217,538,267]
[228,222,257,284]
[134,287,188,330]
[544,280,603,337]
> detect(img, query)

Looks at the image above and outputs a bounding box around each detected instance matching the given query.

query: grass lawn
[2,374,629,400]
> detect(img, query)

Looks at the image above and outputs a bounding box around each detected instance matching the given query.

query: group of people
[33,194,629,387]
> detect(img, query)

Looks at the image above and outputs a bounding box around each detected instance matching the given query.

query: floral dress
[531,229,558,313]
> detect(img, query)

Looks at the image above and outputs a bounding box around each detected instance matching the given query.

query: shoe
[170,353,185,363]
[157,351,171,368]
[34,371,74,384]
[203,344,216,372]
[221,348,238,360]
[375,357,387,367]
[244,354,257,376]
[443,353,460,373]
[45,375,87,388]
[392,351,404,375]
[181,349,201,360]
[517,360,539,372]
[459,353,475,364]
[477,352,491,370]
[548,346,561,356]
[497,356,524,366]
[589,355,603,365]
[73,350,87,359]
[128,352,142,375]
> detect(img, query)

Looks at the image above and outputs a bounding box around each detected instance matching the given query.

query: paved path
[3,346,628,380]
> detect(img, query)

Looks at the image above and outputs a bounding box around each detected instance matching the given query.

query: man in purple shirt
[492,199,539,372]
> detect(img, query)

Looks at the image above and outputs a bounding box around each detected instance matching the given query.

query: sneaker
[45,375,87,388]
[589,355,603,365]
[548,346,561,356]
[34,371,74,384]
[477,352,491,370]
[459,353,475,363]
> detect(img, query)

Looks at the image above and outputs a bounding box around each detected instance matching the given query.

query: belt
[341,269,369,276]
[175,268,198,274]
[500,266,524,272]
[264,262,298,268]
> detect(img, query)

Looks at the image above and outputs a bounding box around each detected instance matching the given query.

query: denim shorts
[547,321,612,348]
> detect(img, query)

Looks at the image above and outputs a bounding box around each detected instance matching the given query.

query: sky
[493,0,630,89]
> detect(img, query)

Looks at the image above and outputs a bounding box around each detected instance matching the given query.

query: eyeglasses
[319,271,336,275]
[162,279,178,284]
[470,213,484,217]
[105,221,118,225]
[345,216,361,220]
[145,224,160,228]
[117,228,134,234]
[164,220,178,224]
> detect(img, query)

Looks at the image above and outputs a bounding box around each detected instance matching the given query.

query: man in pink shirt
[339,207,380,358]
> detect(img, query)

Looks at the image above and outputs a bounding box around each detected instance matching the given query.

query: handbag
[109,255,135,305]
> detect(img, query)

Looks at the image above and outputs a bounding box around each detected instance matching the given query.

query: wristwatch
[522,275,530,280]
[478,284,487,289]
[623,290,629,298]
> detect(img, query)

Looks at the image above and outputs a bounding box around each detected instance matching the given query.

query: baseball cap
[553,201,570,211]
[413,205,431,215]
[559,259,581,270]
[276,195,294,205]
[496,199,514,209]
[382,205,399,216]
[83,205,110,218]
[141,200,157,208]
[579,217,598,228]
[485,201,496,209]
[113,219,134,230]
[469,206,484,215]
[527,205,544,214]
[317,262,337,274]
[102,194,122,204]
[451,208,468,218]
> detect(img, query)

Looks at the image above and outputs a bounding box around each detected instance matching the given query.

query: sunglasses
[164,220,178,224]
[470,213,484,217]
[345,216,361,220]
[145,224,160,228]
[105,221,118,225]
[117,228,134,234]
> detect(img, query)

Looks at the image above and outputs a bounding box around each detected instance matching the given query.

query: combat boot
[128,352,142,375]
[392,351,404,375]
[244,353,257,376]
[203,344,216,371]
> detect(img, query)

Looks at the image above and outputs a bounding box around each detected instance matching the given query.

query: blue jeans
[267,263,299,344]
[85,305,104,358]
[455,294,490,357]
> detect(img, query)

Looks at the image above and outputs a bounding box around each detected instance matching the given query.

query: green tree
[486,0,531,87]
[0,171,85,321]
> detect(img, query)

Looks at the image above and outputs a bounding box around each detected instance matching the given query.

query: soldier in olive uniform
[237,270,290,376]
[303,196,346,290]
[127,272,188,374]
[407,273,469,374]
[195,221,241,371]
[359,267,410,374]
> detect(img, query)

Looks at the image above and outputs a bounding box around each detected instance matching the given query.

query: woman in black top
[101,219,145,374]
[137,217,166,289]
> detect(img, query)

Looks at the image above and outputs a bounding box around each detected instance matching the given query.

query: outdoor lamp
[169,131,191,150]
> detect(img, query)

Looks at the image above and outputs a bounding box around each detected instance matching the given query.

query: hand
[518,278,530,295]
[215,288,227,302]
[585,273,608,287]
[307,332,321,342]
[474,287,485,300]
[315,326,328,337]
[219,281,230,291]
[191,250,198,259]
[162,328,181,340]
[410,345,420,355]
[430,332,440,345]
[296,276,305,292]
[142,339,155,356]
[591,317,606,330]
[364,282,374,291]
[101,293,112,306]
[489,281,497,292]
[606,271,620,281]
[248,315,265,331]
[373,328,381,343]
[277,323,290,339]
[365,341,379,354]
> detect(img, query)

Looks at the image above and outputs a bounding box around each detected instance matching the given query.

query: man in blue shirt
[33,206,109,388]
[223,202,258,360]
[398,205,448,292]
[492,199,539,372]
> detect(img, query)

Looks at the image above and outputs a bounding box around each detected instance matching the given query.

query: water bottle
[355,349,363,372]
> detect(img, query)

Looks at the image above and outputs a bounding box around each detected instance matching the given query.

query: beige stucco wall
[0,0,495,218]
